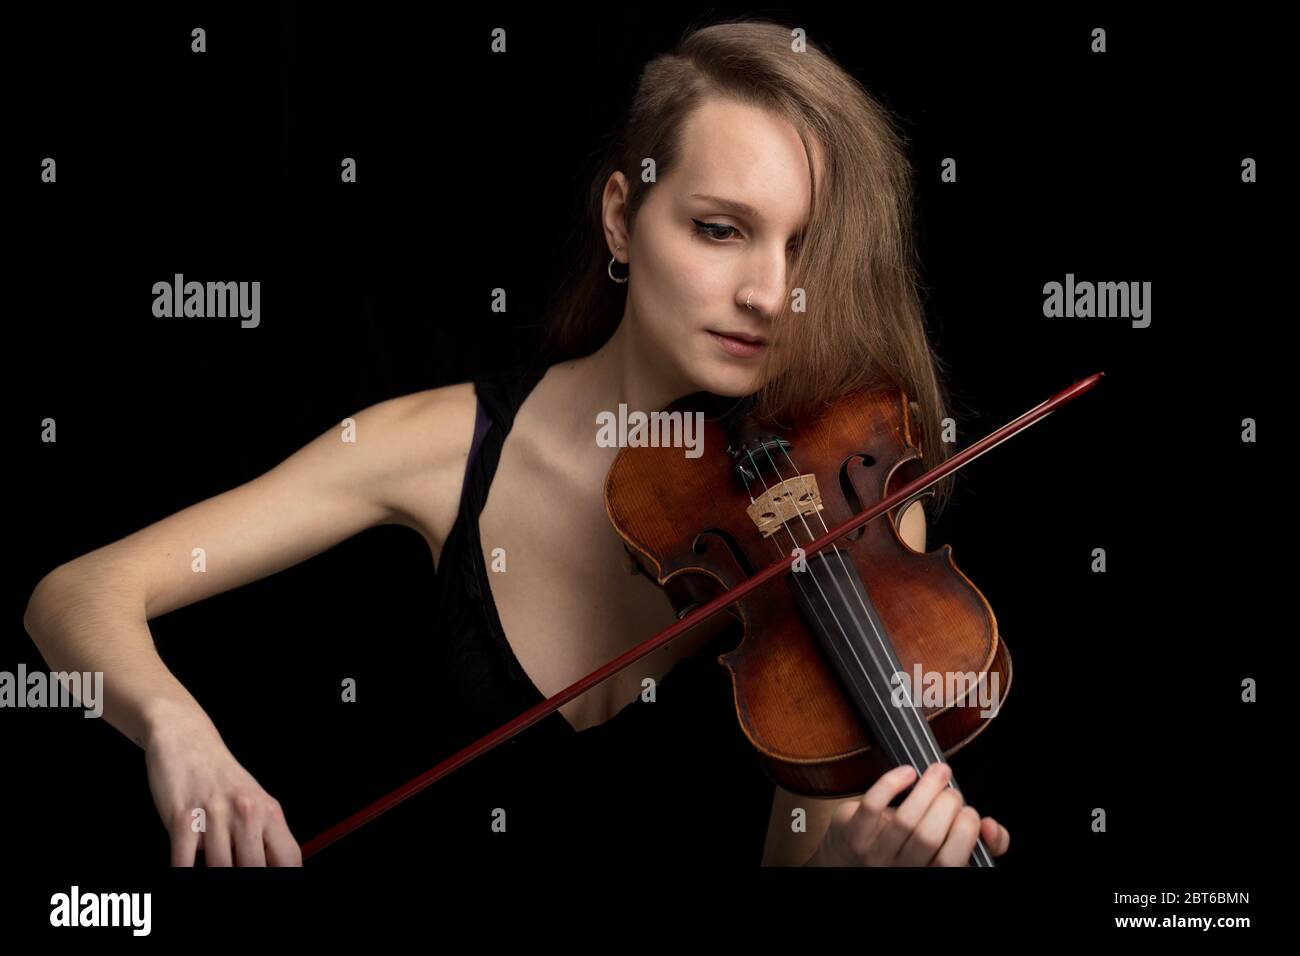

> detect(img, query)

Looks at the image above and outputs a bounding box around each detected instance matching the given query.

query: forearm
[800,847,823,866]
[23,569,218,750]
[762,834,827,867]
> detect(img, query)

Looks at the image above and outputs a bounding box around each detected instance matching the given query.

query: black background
[5,2,1278,939]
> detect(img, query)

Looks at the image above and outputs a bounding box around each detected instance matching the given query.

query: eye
[691,219,739,242]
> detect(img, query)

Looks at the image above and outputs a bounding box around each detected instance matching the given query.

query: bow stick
[301,371,1105,859]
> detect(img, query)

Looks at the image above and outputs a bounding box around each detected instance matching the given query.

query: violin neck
[787,550,996,867]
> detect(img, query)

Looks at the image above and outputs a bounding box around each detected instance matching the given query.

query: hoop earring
[607,255,629,284]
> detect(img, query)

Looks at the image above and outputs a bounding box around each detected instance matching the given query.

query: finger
[981,816,1010,856]
[263,818,303,867]
[169,820,200,867]
[840,765,918,861]
[203,814,234,867]
[876,763,952,862]
[897,788,964,866]
[930,806,981,866]
[857,764,919,818]
[234,821,267,867]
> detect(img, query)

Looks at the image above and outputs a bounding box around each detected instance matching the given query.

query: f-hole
[838,453,877,542]
[692,527,757,578]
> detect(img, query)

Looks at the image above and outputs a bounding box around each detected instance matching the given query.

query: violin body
[604,385,1012,800]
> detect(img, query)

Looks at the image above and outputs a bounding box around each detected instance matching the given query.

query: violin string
[769,445,946,770]
[736,447,992,867]
[770,442,994,868]
[738,447,987,868]
[741,450,931,774]
[756,445,938,772]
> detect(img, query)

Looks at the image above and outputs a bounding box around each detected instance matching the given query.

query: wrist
[139,696,219,752]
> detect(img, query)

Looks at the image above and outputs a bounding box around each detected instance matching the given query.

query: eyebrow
[689,193,764,221]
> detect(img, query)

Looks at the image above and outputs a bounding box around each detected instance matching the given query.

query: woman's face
[604,97,820,400]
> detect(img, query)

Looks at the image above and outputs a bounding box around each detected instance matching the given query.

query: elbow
[23,564,76,638]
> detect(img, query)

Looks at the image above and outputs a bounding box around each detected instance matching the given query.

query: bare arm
[21,383,476,864]
[762,785,846,866]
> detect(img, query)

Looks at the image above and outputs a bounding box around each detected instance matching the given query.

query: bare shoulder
[369,382,479,565]
[26,381,480,625]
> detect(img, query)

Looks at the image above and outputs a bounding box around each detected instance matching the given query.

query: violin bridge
[747,474,824,538]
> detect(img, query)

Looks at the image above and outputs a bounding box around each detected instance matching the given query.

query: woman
[23,18,1009,867]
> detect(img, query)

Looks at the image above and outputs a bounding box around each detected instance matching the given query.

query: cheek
[671,261,721,316]
[636,227,729,331]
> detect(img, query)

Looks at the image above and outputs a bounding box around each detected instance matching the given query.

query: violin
[301,372,1104,864]
[606,383,1011,866]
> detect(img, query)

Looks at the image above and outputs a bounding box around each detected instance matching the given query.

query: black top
[418,361,777,866]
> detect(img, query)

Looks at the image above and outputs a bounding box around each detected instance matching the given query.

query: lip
[707,329,767,358]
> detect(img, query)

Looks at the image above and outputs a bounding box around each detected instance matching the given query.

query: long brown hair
[541,16,957,516]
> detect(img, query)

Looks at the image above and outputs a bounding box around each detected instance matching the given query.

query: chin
[685,354,766,400]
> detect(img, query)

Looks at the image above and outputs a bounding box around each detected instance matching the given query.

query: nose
[739,240,799,320]
[738,269,787,320]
